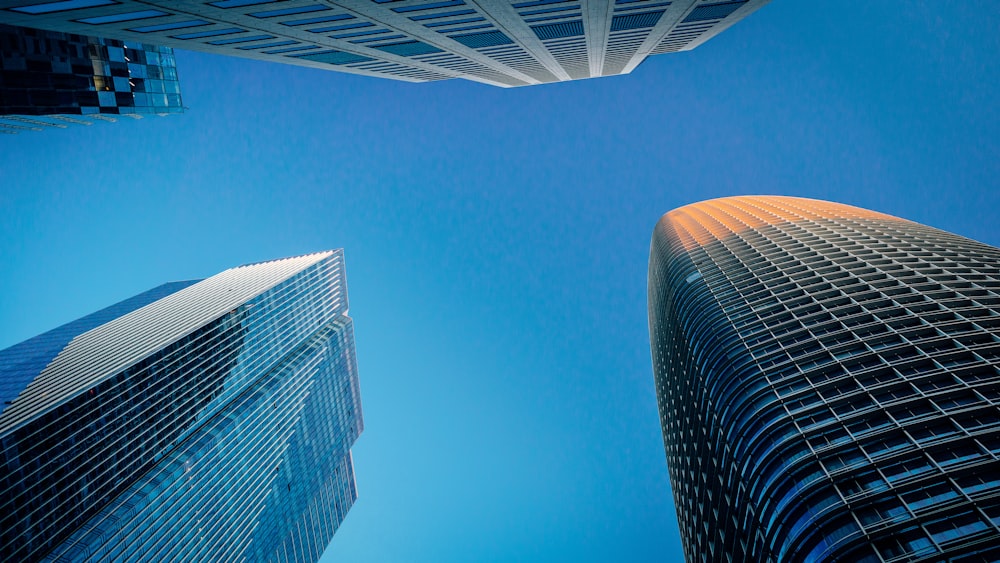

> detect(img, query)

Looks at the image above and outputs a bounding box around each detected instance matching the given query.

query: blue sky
[0,2,997,561]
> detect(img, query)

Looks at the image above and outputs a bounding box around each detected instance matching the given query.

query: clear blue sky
[0,2,997,561]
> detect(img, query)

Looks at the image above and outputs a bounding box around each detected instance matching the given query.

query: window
[957,473,1000,496]
[882,456,933,483]
[10,0,115,14]
[130,20,210,33]
[77,9,167,24]
[857,499,909,526]
[902,483,958,511]
[930,442,982,467]
[926,511,989,544]
[836,471,886,498]
[172,28,245,40]
[251,5,330,18]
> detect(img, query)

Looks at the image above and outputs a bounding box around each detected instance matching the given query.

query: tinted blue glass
[0,23,185,122]
[0,252,362,562]
[0,280,198,409]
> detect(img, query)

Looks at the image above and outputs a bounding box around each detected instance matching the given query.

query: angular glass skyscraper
[0,23,183,133]
[648,197,1000,562]
[0,251,363,562]
[0,0,768,87]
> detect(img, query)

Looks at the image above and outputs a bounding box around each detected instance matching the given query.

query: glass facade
[0,251,363,562]
[0,0,768,87]
[0,280,198,408]
[648,196,1000,562]
[0,22,183,133]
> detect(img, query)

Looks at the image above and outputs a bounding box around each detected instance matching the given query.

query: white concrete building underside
[0,0,768,87]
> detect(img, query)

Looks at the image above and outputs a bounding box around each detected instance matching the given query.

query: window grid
[649,196,1000,562]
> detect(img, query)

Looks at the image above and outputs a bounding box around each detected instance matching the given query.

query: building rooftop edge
[652,196,911,254]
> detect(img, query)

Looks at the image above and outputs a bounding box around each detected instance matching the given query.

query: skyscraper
[0,0,768,87]
[0,251,363,562]
[648,197,1000,562]
[0,23,183,133]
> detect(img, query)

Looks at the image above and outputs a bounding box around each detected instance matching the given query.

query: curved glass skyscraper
[648,196,1000,562]
[0,251,363,562]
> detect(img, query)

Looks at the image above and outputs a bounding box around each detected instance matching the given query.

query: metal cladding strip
[581,0,612,78]
[0,251,333,436]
